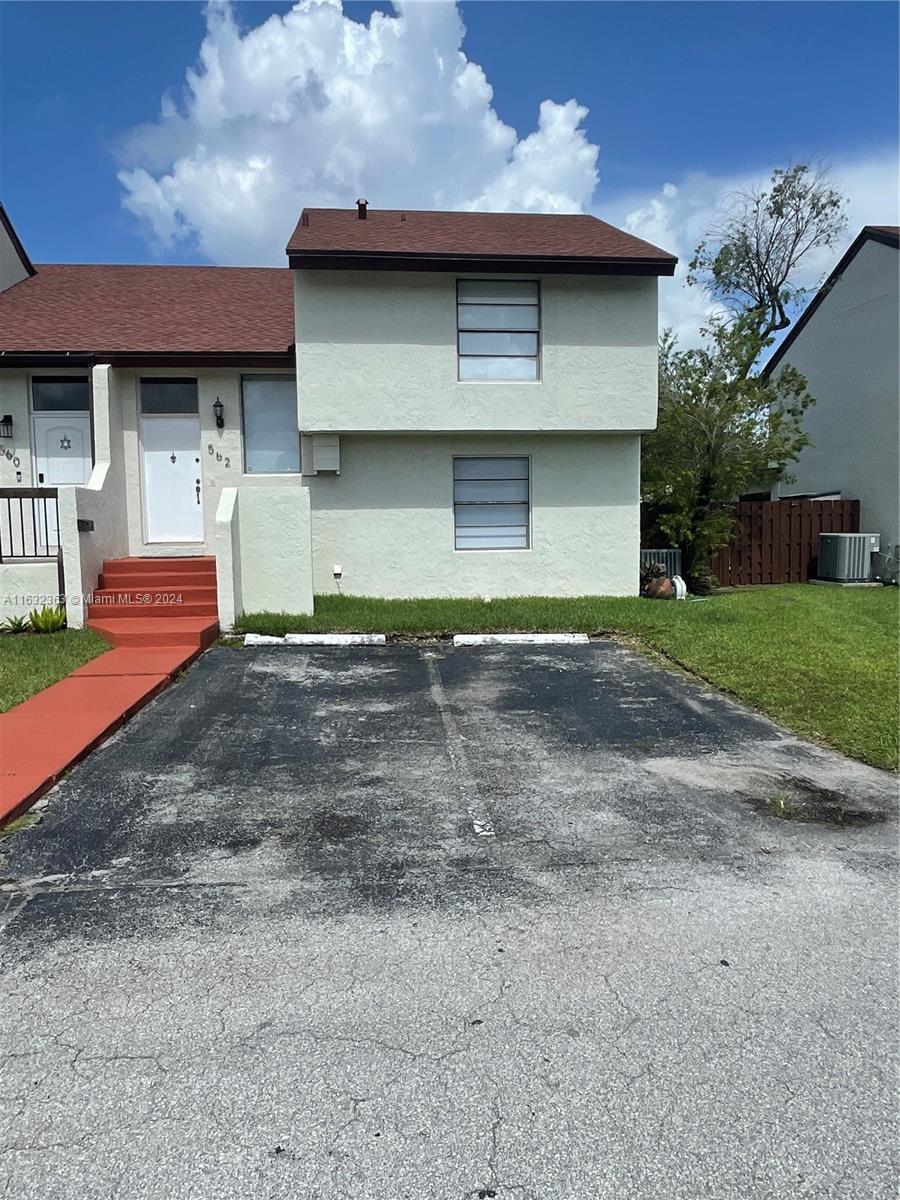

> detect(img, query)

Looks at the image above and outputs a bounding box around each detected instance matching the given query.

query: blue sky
[1,1,897,336]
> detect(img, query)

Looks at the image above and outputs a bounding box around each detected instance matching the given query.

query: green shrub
[1,615,30,634]
[28,606,67,634]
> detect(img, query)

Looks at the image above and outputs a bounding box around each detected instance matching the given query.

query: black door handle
[195,479,201,505]
[38,472,44,483]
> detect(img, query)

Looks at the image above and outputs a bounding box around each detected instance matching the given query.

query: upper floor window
[31,377,89,412]
[242,375,299,474]
[140,378,198,414]
[457,280,540,381]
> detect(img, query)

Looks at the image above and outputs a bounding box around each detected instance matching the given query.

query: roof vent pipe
[356,198,368,220]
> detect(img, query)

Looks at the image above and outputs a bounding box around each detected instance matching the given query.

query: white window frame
[456,280,541,382]
[240,374,300,475]
[452,455,531,552]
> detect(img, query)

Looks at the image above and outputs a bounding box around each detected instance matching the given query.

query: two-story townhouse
[0,202,675,640]
[290,203,676,601]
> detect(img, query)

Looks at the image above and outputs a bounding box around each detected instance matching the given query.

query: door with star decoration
[31,413,92,487]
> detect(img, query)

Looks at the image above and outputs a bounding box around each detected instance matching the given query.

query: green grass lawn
[0,629,109,714]
[237,586,899,771]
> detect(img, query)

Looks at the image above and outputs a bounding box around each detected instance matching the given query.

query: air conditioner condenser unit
[817,532,881,583]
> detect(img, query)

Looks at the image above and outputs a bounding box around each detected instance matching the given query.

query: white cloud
[603,149,900,346]
[118,0,599,264]
[119,0,898,353]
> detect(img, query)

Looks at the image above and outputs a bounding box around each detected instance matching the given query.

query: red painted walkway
[0,557,218,825]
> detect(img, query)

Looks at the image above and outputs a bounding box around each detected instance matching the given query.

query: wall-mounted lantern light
[213,398,224,429]
[0,415,13,439]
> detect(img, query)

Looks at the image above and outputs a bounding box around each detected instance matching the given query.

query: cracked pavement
[0,641,897,1199]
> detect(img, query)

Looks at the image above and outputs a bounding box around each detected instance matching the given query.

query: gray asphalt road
[1,642,897,1200]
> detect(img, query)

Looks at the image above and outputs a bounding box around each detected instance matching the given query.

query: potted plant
[639,560,673,599]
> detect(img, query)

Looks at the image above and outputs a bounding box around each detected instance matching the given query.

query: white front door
[140,416,204,543]
[31,412,93,553]
[32,413,93,487]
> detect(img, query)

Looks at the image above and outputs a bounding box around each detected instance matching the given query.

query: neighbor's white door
[140,416,204,543]
[31,413,93,553]
[32,413,93,486]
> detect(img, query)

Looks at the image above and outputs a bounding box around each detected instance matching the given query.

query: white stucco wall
[0,560,60,620]
[82,364,130,557]
[49,365,134,622]
[0,372,31,487]
[215,483,313,623]
[774,238,899,551]
[304,433,640,599]
[295,271,658,433]
[214,487,242,629]
[0,220,29,294]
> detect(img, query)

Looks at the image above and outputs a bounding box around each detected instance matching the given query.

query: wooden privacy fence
[707,499,860,586]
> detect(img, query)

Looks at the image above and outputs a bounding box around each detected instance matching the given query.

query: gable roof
[287,207,677,275]
[761,225,899,378]
[0,264,295,366]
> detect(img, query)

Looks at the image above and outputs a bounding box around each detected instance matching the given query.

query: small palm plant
[28,605,67,634]
[1,614,30,634]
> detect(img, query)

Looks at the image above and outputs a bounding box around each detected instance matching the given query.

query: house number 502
[207,444,231,469]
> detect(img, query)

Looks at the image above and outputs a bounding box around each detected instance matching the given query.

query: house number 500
[207,444,231,468]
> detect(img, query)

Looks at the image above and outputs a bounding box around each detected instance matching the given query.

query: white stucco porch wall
[305,433,641,598]
[0,560,60,620]
[214,483,313,625]
[295,271,659,433]
[77,366,130,587]
[238,485,314,615]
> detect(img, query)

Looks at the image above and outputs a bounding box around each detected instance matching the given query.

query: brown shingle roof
[0,264,295,361]
[287,207,677,274]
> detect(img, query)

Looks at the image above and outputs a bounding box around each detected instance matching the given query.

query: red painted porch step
[87,617,220,649]
[101,556,216,574]
[88,603,217,621]
[87,557,219,650]
[92,585,218,604]
[98,571,216,589]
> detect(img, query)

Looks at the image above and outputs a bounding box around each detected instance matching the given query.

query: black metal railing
[0,488,66,600]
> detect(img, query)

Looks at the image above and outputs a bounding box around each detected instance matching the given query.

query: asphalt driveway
[1,641,897,1200]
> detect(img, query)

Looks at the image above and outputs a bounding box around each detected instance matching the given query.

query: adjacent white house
[762,225,899,572]
[0,201,676,629]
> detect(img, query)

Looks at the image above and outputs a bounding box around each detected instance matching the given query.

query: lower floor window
[453,456,530,550]
[242,375,299,473]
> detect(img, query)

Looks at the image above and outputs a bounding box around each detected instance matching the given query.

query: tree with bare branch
[688,163,847,371]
